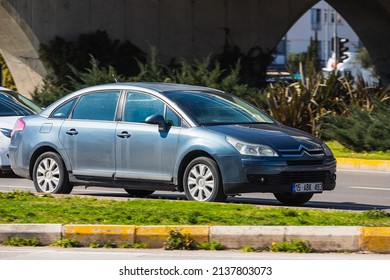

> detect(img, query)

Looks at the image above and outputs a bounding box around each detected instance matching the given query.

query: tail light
[11,118,26,137]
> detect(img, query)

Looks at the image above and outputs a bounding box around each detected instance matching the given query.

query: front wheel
[274,192,313,206]
[183,157,227,202]
[33,151,73,194]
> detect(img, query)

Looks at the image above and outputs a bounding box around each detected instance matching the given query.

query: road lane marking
[0,185,34,189]
[338,169,390,174]
[349,186,390,191]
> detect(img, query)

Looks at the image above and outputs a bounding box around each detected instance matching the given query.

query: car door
[115,91,181,182]
[59,90,121,178]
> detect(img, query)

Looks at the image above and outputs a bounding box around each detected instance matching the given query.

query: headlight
[226,136,278,157]
[322,143,334,157]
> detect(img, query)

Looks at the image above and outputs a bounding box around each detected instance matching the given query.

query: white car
[0,87,41,173]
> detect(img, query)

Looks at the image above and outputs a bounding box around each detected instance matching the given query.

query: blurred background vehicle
[0,87,41,174]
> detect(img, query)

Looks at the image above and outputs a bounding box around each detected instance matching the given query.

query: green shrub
[102,240,117,248]
[197,241,224,250]
[268,240,313,253]
[163,229,193,250]
[131,242,149,249]
[265,68,389,138]
[240,245,257,252]
[2,236,42,247]
[364,209,390,219]
[51,238,82,248]
[323,99,390,152]
[39,30,145,86]
[265,69,341,136]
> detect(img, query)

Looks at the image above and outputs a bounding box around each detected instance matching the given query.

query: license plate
[293,182,323,193]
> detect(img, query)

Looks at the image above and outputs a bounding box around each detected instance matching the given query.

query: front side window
[165,107,181,127]
[71,91,120,121]
[123,92,165,123]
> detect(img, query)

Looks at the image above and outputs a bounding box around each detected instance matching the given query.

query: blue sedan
[9,83,336,205]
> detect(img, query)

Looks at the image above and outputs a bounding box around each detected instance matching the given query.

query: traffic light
[331,37,349,63]
[338,37,349,63]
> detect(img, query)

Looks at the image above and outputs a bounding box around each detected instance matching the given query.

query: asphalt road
[1,248,388,280]
[1,169,389,210]
[1,246,389,260]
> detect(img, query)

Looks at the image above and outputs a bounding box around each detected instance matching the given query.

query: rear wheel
[183,157,227,202]
[33,151,73,194]
[274,192,313,206]
[124,189,154,197]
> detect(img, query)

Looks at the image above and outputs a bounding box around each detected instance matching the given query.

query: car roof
[41,82,223,117]
[83,82,221,94]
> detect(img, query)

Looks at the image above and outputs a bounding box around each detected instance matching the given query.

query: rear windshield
[0,91,37,116]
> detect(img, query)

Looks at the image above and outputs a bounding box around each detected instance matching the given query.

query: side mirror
[145,114,167,132]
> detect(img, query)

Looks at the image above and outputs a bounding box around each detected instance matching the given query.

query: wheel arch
[29,146,67,179]
[176,150,218,192]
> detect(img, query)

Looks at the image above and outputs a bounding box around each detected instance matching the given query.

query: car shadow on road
[228,196,390,211]
[79,191,390,212]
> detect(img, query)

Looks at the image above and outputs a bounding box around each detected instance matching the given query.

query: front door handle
[117,131,131,139]
[66,129,78,136]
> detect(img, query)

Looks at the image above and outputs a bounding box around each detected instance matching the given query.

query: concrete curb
[0,224,389,253]
[0,224,62,245]
[337,158,390,172]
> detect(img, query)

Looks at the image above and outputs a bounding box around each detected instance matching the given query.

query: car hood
[205,123,323,151]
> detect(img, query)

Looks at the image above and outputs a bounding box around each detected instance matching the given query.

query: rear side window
[50,99,76,119]
[71,91,120,121]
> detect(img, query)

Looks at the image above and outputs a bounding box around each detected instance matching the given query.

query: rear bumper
[0,149,11,172]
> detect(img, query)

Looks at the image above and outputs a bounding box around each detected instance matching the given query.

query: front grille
[247,171,331,185]
[275,171,328,184]
[286,160,324,166]
[278,145,324,157]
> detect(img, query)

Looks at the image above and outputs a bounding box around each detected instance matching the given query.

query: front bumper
[216,155,337,195]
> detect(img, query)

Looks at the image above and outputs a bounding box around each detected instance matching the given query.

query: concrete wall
[0,0,389,95]
[5,0,317,61]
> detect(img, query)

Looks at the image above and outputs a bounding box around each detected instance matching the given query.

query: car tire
[124,189,154,197]
[273,192,313,206]
[33,151,73,194]
[183,157,227,202]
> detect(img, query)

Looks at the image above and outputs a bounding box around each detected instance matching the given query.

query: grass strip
[327,141,390,160]
[0,191,389,227]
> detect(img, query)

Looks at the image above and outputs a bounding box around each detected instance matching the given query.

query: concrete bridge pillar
[0,1,46,96]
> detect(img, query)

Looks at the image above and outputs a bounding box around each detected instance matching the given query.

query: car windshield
[166,90,275,125]
[0,91,41,117]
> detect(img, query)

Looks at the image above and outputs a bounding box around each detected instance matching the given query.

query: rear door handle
[117,131,131,139]
[66,129,78,136]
